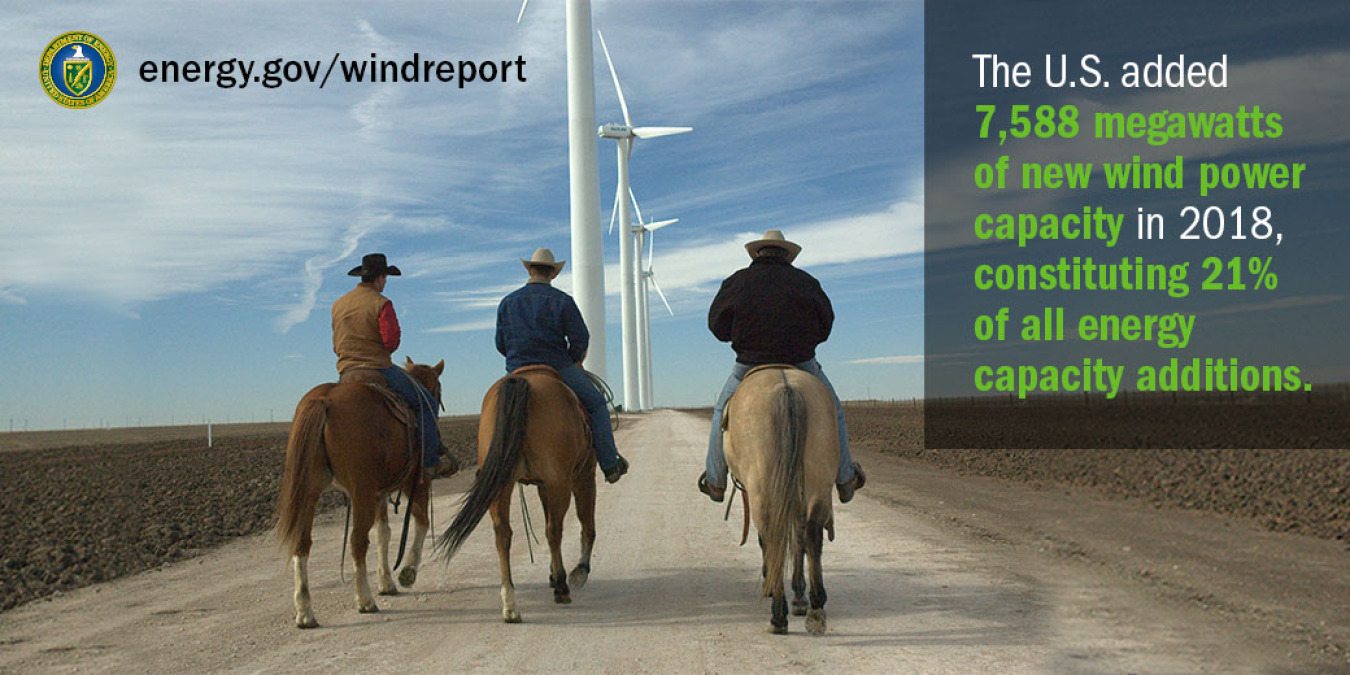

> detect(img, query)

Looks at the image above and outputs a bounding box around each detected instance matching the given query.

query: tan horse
[724,365,838,635]
[275,358,445,629]
[436,365,597,623]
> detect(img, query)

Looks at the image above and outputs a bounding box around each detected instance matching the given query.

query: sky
[0,1,923,430]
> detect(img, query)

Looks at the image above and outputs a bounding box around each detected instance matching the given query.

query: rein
[722,476,750,546]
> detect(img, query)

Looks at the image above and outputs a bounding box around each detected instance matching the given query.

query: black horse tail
[435,376,530,560]
[761,380,807,597]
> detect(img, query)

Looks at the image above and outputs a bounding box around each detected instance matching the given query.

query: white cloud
[1202,294,1345,318]
[843,355,924,365]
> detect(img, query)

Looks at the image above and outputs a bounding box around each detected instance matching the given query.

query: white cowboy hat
[520,247,567,273]
[744,229,801,263]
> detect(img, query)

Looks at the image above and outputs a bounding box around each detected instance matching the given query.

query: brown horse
[275,357,445,629]
[435,365,597,623]
[723,365,838,635]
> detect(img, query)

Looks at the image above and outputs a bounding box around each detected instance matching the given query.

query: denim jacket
[495,282,589,372]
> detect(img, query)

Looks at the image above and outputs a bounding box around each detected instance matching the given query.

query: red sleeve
[379,302,401,352]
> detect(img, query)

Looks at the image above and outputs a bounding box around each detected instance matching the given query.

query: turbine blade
[647,229,655,268]
[645,218,678,232]
[608,182,621,235]
[633,126,692,139]
[650,275,674,315]
[628,187,644,225]
[596,30,631,127]
[516,0,530,24]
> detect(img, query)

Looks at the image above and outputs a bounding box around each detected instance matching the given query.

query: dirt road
[0,411,1342,674]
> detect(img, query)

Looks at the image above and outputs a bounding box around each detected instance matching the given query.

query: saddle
[507,364,594,452]
[721,364,796,431]
[339,369,419,470]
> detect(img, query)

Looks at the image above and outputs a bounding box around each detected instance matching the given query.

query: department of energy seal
[40,32,117,109]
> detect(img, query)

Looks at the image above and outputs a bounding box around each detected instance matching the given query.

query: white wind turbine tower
[613,190,677,411]
[631,195,677,410]
[516,0,607,380]
[595,29,690,412]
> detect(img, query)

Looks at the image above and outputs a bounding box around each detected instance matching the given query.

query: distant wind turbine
[595,28,691,412]
[631,194,677,410]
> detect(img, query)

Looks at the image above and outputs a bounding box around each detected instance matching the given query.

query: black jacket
[708,256,834,365]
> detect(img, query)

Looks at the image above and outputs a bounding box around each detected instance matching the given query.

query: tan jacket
[332,283,393,374]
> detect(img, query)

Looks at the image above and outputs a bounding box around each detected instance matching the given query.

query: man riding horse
[495,248,629,484]
[698,230,865,503]
[332,253,454,478]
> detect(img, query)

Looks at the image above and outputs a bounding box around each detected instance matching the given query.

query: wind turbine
[596,28,691,412]
[631,194,677,411]
[516,0,607,381]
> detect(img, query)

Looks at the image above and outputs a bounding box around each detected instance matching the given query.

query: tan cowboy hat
[520,247,567,273]
[744,229,801,263]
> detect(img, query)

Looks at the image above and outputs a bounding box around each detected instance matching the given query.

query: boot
[697,471,725,503]
[836,462,866,503]
[603,455,629,484]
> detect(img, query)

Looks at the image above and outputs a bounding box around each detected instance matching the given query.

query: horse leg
[350,492,380,613]
[489,492,521,623]
[375,499,398,596]
[398,481,431,589]
[791,524,808,616]
[770,571,789,635]
[540,485,572,604]
[567,471,597,590]
[290,483,326,629]
[805,517,828,636]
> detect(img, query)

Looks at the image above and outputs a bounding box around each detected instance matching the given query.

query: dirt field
[0,418,480,612]
[844,404,1350,542]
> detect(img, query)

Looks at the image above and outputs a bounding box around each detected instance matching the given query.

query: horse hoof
[806,609,827,636]
[358,602,380,614]
[554,593,572,605]
[791,599,808,616]
[504,610,522,623]
[378,586,399,597]
[567,567,589,590]
[295,615,319,629]
[398,567,418,588]
[771,622,788,635]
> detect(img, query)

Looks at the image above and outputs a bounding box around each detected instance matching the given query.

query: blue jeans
[379,366,442,470]
[552,364,621,472]
[705,358,853,489]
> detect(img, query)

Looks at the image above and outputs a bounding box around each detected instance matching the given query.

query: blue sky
[0,1,923,429]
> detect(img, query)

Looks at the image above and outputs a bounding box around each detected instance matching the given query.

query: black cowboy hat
[347,253,402,277]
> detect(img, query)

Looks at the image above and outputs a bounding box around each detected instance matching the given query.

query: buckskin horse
[275,358,445,629]
[723,365,838,635]
[435,365,598,623]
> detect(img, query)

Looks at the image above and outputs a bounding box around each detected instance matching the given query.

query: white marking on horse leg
[354,560,378,613]
[399,518,428,588]
[376,514,396,595]
[501,584,521,623]
[292,554,317,628]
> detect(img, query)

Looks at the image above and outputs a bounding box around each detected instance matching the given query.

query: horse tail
[276,395,328,554]
[762,380,807,598]
[436,376,530,560]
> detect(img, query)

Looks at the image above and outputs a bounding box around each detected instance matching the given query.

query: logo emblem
[40,32,116,108]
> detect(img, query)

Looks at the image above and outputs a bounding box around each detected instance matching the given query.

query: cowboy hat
[520,247,567,273]
[744,230,801,263]
[347,253,402,277]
